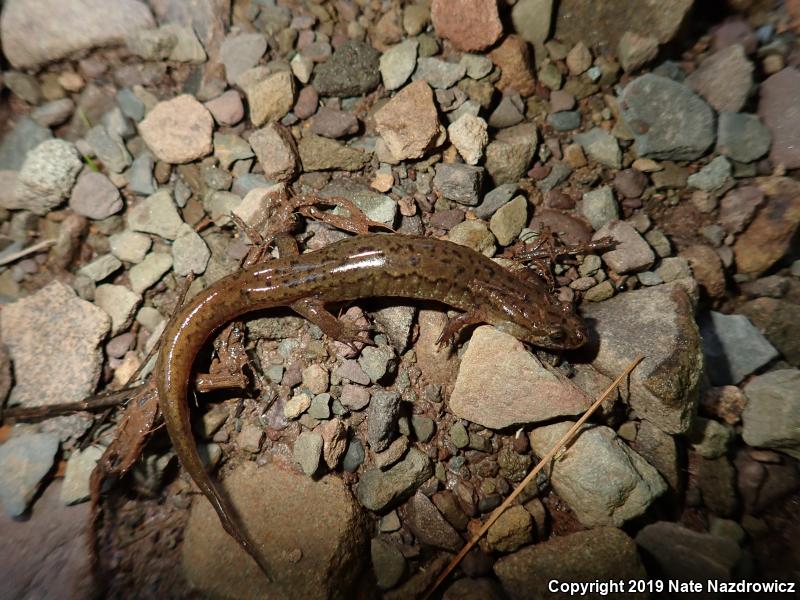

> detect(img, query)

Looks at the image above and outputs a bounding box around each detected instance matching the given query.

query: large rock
[582,282,703,434]
[183,461,369,600]
[1,0,155,69]
[529,422,666,526]
[312,41,380,97]
[12,139,82,215]
[554,0,692,53]
[495,528,648,600]
[0,433,60,517]
[374,80,441,161]
[0,481,94,598]
[686,44,753,113]
[739,298,800,367]
[449,326,591,429]
[619,74,715,161]
[431,0,503,52]
[733,177,800,276]
[0,281,110,413]
[138,95,214,164]
[742,369,800,460]
[758,68,800,169]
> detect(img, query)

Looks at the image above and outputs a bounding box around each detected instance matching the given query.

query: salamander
[155,233,588,578]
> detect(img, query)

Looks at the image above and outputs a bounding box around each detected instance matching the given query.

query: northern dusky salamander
[156,233,587,578]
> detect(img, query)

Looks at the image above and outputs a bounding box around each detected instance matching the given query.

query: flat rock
[742,369,800,460]
[687,156,732,193]
[485,123,538,185]
[495,528,647,600]
[367,391,401,452]
[620,74,715,161]
[69,170,123,220]
[0,481,93,598]
[172,223,211,276]
[0,117,51,171]
[449,326,591,430]
[244,71,295,126]
[380,39,419,91]
[139,95,213,164]
[13,139,82,215]
[739,297,800,366]
[60,445,104,505]
[219,32,267,84]
[699,310,778,386]
[574,127,621,168]
[554,0,692,53]
[313,41,380,97]
[715,112,772,163]
[595,220,655,273]
[0,433,60,517]
[249,123,299,182]
[686,44,753,112]
[127,189,184,240]
[183,461,368,599]
[759,68,800,169]
[375,80,441,161]
[511,0,554,47]
[371,538,406,590]
[581,186,619,231]
[356,447,432,511]
[298,135,370,172]
[401,492,463,552]
[432,163,483,206]
[1,281,109,413]
[1,0,155,69]
[529,422,666,526]
[582,282,702,434]
[733,177,800,276]
[85,125,131,173]
[488,35,537,96]
[636,522,741,582]
[94,284,141,336]
[413,57,466,89]
[431,0,502,52]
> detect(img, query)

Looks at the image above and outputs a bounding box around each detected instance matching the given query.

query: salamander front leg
[291,298,375,351]
[436,307,490,348]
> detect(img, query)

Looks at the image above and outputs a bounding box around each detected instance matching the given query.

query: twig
[0,386,142,421]
[422,355,644,599]
[0,239,56,267]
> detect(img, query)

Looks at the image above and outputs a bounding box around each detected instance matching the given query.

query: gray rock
[475,183,518,219]
[219,33,267,84]
[310,107,359,139]
[294,431,324,476]
[31,98,75,127]
[495,528,648,600]
[371,537,406,590]
[636,522,741,581]
[127,189,184,240]
[460,54,493,79]
[214,132,254,171]
[488,96,524,129]
[373,305,415,354]
[574,128,622,168]
[69,170,122,219]
[411,416,435,443]
[699,311,779,385]
[594,220,655,273]
[530,422,666,526]
[485,123,538,185]
[633,419,680,490]
[686,44,752,113]
[620,74,715,160]
[126,153,156,196]
[309,393,331,420]
[489,195,527,246]
[85,125,131,173]
[0,117,52,171]
[687,156,732,193]
[1,0,156,70]
[547,110,581,131]
[0,433,60,516]
[342,438,366,472]
[109,230,151,263]
[172,223,210,276]
[716,112,771,163]
[183,461,368,598]
[433,163,484,206]
[94,284,140,336]
[758,68,800,169]
[298,135,370,172]
[13,139,83,215]
[689,417,733,459]
[60,445,104,505]
[320,179,396,225]
[583,282,703,434]
[742,369,800,459]
[581,186,619,231]
[116,88,145,122]
[0,282,109,420]
[380,39,419,91]
[78,254,122,282]
[536,163,572,193]
[128,252,173,293]
[356,448,433,511]
[413,57,466,89]
[402,492,463,552]
[313,41,380,97]
[367,391,401,452]
[450,327,591,429]
[486,505,533,553]
[511,0,554,46]
[4,71,42,104]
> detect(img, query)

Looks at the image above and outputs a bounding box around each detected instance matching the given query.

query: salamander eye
[549,329,565,342]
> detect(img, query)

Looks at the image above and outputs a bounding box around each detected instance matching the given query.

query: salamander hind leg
[436,308,489,348]
[291,298,375,351]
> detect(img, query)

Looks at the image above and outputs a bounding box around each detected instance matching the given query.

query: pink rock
[431,0,503,52]
[712,19,757,54]
[758,67,800,169]
[139,95,213,164]
[686,44,753,113]
[204,90,244,126]
[294,86,319,120]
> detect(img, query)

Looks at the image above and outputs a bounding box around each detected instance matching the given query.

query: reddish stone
[489,35,537,97]
[431,0,503,52]
[759,68,800,169]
